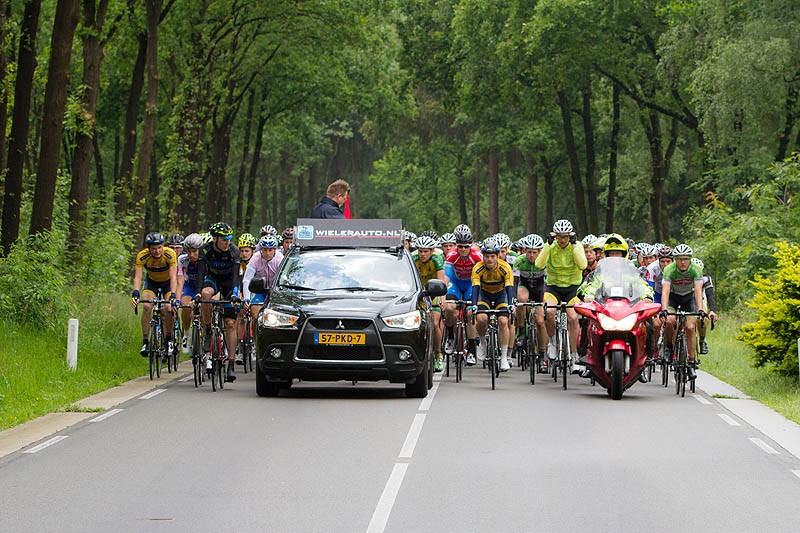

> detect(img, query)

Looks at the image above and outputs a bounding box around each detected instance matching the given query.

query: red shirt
[445,247,483,281]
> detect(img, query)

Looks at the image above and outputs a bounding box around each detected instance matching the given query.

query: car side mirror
[423,279,447,297]
[248,276,270,295]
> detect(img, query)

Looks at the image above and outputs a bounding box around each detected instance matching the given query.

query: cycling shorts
[667,292,696,313]
[476,289,509,310]
[250,292,266,305]
[518,278,545,304]
[180,282,197,300]
[143,278,172,300]
[543,284,580,306]
[203,277,237,319]
[446,278,473,301]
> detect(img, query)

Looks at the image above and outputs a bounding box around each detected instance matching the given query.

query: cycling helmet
[209,222,233,239]
[419,230,438,241]
[691,257,705,271]
[183,233,204,250]
[529,234,545,250]
[402,230,417,243]
[260,224,277,236]
[415,235,438,250]
[494,233,512,249]
[625,238,636,250]
[281,227,294,240]
[672,244,693,257]
[145,232,164,245]
[603,233,628,254]
[237,232,257,249]
[258,234,280,249]
[581,234,597,247]
[657,245,672,259]
[440,232,456,244]
[591,237,606,251]
[167,233,184,246]
[453,224,472,244]
[552,219,574,235]
[481,237,500,254]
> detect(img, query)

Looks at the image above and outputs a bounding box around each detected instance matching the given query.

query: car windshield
[591,257,647,305]
[277,249,415,292]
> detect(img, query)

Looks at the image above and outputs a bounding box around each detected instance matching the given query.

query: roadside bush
[73,201,135,291]
[0,231,75,330]
[738,242,800,376]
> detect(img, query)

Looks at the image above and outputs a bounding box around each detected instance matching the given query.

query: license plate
[314,332,366,345]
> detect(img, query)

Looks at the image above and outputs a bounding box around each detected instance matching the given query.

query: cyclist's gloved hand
[131,290,140,308]
[570,234,577,244]
[698,309,707,320]
[508,305,516,315]
[658,309,668,319]
[546,234,555,245]
[169,294,177,308]
[468,305,478,314]
[230,295,241,305]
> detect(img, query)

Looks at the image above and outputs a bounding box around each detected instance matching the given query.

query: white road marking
[178,375,194,382]
[718,414,741,426]
[433,371,443,382]
[694,395,712,405]
[90,409,123,423]
[22,436,68,454]
[139,389,166,400]
[398,414,426,458]
[418,383,440,412]
[366,463,409,533]
[750,437,779,454]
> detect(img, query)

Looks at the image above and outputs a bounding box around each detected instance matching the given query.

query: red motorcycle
[574,258,661,400]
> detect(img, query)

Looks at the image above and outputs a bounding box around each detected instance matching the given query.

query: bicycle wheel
[148,326,157,380]
[455,322,465,383]
[560,328,569,391]
[660,342,669,387]
[489,337,496,391]
[191,326,202,387]
[155,324,163,379]
[210,332,219,392]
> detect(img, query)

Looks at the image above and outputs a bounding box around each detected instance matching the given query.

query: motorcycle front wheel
[610,349,625,400]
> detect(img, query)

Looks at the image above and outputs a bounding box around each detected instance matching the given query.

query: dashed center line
[750,437,779,454]
[178,375,194,382]
[139,389,166,400]
[90,409,123,423]
[694,395,712,405]
[398,414,426,459]
[418,382,439,411]
[366,463,409,533]
[718,414,741,426]
[22,436,68,454]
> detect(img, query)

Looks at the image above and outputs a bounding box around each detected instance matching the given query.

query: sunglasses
[457,244,471,249]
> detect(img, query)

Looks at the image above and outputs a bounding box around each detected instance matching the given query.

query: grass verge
[0,294,151,430]
[704,308,800,423]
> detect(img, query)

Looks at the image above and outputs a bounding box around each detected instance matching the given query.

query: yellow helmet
[603,233,628,254]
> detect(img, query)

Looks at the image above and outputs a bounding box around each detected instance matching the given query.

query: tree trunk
[131,0,160,242]
[297,169,307,218]
[1,0,41,255]
[279,180,286,229]
[582,87,599,234]
[457,167,467,224]
[542,156,554,230]
[245,114,266,229]
[556,90,588,236]
[606,83,620,233]
[114,32,146,214]
[29,0,80,236]
[307,163,318,215]
[68,0,109,257]
[204,113,235,221]
[776,81,798,162]
[235,89,254,230]
[146,151,159,229]
[472,170,480,235]
[526,156,538,234]
[487,152,499,235]
[0,0,10,177]
[642,108,666,242]
[92,130,105,195]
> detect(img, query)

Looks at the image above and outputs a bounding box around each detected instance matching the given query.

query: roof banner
[295,218,403,248]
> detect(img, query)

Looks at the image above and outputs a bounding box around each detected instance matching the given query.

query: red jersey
[445,247,483,281]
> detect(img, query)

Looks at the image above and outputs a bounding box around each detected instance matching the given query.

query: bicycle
[656,325,670,388]
[188,297,206,388]
[664,310,705,397]
[443,299,471,383]
[546,302,574,391]
[170,304,189,373]
[236,308,255,374]
[135,292,170,380]
[473,309,508,390]
[515,302,545,385]
[199,299,234,392]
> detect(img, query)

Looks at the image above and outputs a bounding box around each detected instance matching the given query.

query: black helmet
[167,233,184,246]
[209,222,233,239]
[145,232,164,246]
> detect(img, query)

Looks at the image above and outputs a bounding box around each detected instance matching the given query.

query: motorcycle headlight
[260,308,299,329]
[382,310,421,330]
[597,313,638,332]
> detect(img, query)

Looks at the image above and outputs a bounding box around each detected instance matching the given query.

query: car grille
[300,346,383,361]
[308,318,374,331]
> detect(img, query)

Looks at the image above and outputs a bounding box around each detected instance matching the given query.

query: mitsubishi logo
[335,320,346,330]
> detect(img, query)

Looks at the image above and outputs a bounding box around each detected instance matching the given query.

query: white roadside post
[797,338,800,380]
[67,318,79,371]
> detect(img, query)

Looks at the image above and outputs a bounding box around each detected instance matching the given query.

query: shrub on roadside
[738,242,800,375]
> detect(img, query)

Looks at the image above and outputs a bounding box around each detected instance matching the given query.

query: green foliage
[74,201,136,291]
[738,242,800,376]
[0,232,75,330]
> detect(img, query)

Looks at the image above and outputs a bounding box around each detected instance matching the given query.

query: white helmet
[552,219,574,234]
[672,244,693,257]
[581,234,597,246]
[414,235,438,250]
[494,233,512,249]
[183,233,205,250]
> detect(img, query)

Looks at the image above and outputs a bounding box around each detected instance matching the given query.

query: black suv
[250,242,446,398]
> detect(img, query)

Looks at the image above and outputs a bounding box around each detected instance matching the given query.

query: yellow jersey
[471,259,513,294]
[135,247,178,283]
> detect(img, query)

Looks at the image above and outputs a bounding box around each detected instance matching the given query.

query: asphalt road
[2,363,800,532]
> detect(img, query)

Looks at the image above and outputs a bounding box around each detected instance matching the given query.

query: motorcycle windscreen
[591,257,649,305]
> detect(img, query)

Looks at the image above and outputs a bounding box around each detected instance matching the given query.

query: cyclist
[242,234,284,331]
[280,227,294,255]
[468,237,515,371]
[659,244,705,380]
[196,222,241,383]
[692,257,719,354]
[260,224,277,237]
[176,233,205,354]
[440,232,456,258]
[494,233,517,365]
[131,232,178,357]
[645,245,673,361]
[535,219,588,374]
[443,224,483,365]
[235,232,257,360]
[512,234,548,371]
[413,235,446,372]
[167,233,185,257]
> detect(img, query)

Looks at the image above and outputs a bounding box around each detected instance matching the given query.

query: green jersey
[661,262,703,296]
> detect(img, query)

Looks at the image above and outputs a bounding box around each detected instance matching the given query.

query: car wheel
[405,362,429,398]
[255,368,280,397]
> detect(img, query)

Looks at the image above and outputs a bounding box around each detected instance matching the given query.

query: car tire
[405,363,429,398]
[255,368,280,397]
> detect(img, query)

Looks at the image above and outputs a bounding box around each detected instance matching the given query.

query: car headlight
[260,308,299,329]
[382,310,421,330]
[597,313,637,332]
